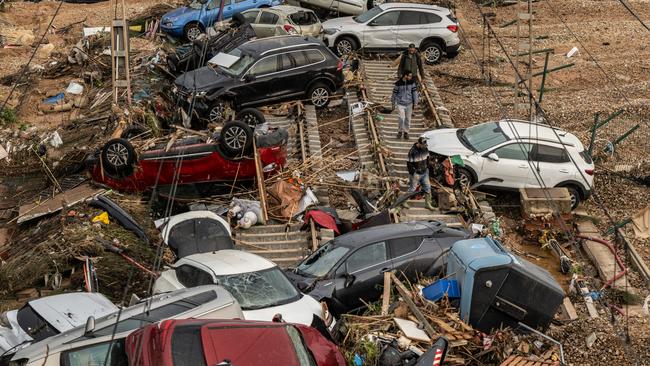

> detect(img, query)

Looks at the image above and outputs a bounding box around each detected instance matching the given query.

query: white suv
[422,120,595,208]
[321,3,460,64]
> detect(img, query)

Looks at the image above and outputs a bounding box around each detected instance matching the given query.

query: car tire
[564,185,582,210]
[456,167,474,188]
[220,121,253,157]
[184,22,203,41]
[101,138,136,177]
[120,125,148,140]
[308,83,332,108]
[235,108,266,127]
[421,41,443,65]
[334,36,358,56]
[207,100,228,123]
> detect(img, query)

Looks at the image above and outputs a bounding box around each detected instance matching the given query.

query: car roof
[264,5,315,15]
[379,2,450,13]
[27,293,118,332]
[497,120,584,149]
[181,249,275,275]
[240,35,324,56]
[12,286,236,361]
[328,221,443,248]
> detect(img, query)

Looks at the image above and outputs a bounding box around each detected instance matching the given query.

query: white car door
[479,142,533,188]
[363,10,399,49]
[528,143,574,188]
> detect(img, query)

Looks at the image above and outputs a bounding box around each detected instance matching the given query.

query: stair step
[240,223,303,234]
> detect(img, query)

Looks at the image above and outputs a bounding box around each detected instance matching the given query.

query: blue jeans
[408,170,431,194]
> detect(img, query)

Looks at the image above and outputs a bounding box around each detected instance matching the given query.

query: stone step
[236,231,308,241]
[268,256,304,268]
[241,223,303,234]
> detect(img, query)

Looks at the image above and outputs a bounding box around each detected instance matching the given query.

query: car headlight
[194,91,207,98]
[323,28,338,35]
[163,19,173,27]
[0,312,12,329]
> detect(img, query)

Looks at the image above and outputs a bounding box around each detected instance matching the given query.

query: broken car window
[16,305,58,342]
[346,242,387,273]
[461,122,508,152]
[214,267,300,310]
[168,218,233,258]
[296,242,350,277]
[289,12,317,25]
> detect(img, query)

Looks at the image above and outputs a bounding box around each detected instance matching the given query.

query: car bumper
[161,24,184,38]
[446,42,461,54]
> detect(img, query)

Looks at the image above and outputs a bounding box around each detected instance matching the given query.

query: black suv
[174,36,344,125]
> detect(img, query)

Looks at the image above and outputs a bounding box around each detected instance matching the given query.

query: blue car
[161,0,282,40]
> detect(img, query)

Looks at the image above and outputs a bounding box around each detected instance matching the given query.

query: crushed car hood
[175,66,231,92]
[322,16,358,30]
[422,128,474,156]
[242,295,322,326]
[284,271,334,301]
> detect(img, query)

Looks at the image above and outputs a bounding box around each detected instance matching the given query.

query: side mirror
[487,152,499,161]
[84,316,96,337]
[343,273,356,288]
[243,74,256,82]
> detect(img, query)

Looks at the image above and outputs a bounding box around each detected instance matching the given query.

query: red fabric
[304,210,340,235]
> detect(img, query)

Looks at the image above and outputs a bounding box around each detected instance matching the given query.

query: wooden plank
[431,317,457,334]
[560,297,578,320]
[381,272,391,316]
[390,273,436,338]
[500,355,518,366]
[17,184,104,224]
[394,318,431,342]
[252,139,268,224]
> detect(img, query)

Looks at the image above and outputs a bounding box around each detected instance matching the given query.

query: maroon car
[125,319,347,366]
[88,121,288,192]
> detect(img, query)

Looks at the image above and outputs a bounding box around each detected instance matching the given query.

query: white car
[321,3,461,63]
[154,250,332,328]
[7,286,243,366]
[422,120,595,209]
[286,0,368,17]
[242,5,323,38]
[0,292,118,356]
[155,210,233,258]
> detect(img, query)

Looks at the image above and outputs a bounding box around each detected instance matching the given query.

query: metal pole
[517,322,566,366]
[527,0,533,121]
[596,109,624,129]
[537,52,550,104]
[587,113,599,157]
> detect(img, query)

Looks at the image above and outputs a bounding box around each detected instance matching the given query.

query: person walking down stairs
[406,137,435,211]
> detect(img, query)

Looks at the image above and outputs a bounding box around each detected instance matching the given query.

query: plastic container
[422,279,460,302]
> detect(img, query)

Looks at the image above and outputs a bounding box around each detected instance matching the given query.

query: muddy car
[173,36,344,125]
[126,319,346,366]
[87,121,288,193]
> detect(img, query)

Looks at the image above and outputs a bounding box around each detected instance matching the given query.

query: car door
[479,142,533,188]
[333,241,392,311]
[253,10,281,38]
[286,49,323,96]
[396,10,442,48]
[528,143,573,187]
[362,10,399,50]
[388,236,424,279]
[241,9,261,26]
[289,10,321,36]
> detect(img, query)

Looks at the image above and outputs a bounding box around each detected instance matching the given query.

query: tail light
[337,60,343,71]
[284,24,298,35]
[585,168,594,176]
[447,25,458,32]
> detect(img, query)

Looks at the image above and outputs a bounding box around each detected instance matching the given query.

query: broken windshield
[217,48,255,76]
[460,122,508,152]
[215,267,300,310]
[295,243,349,278]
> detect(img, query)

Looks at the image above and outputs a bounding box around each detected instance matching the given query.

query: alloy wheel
[223,125,248,151]
[336,40,352,55]
[241,112,261,126]
[424,46,441,63]
[208,104,225,123]
[311,87,329,107]
[186,26,201,41]
[106,143,129,167]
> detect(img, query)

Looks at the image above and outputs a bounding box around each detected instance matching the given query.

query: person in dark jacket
[391,71,419,140]
[398,44,425,80]
[406,137,435,211]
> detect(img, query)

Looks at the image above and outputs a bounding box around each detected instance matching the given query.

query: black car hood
[284,270,335,300]
[175,66,232,92]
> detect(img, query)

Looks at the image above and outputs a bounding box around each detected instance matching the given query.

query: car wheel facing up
[235,108,266,127]
[334,36,357,56]
[309,83,332,108]
[422,42,443,64]
[220,121,253,157]
[101,138,136,177]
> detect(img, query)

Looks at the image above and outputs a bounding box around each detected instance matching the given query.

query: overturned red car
[87,121,287,192]
[125,318,347,366]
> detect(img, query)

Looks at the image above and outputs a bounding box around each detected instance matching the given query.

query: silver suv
[322,3,460,63]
